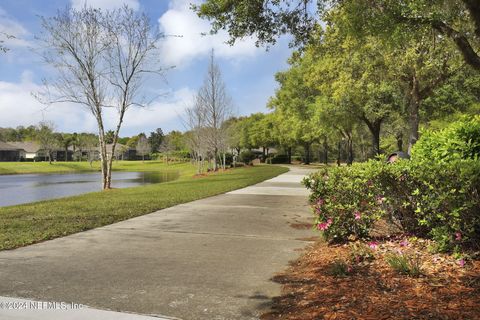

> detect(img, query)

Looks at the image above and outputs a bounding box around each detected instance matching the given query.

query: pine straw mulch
[261,237,480,320]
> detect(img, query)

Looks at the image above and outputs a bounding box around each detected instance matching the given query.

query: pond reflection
[0,171,179,207]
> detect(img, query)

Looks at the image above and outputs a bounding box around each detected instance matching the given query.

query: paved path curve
[0,166,316,320]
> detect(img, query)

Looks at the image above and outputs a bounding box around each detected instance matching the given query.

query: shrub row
[304,159,480,251]
[303,117,480,252]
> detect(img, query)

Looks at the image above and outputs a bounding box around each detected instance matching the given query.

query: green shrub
[304,159,480,250]
[270,154,290,164]
[224,152,234,166]
[304,118,480,252]
[385,253,422,277]
[327,259,352,277]
[239,150,256,164]
[349,242,375,264]
[303,161,387,242]
[412,115,480,163]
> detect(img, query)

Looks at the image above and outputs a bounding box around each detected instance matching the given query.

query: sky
[0,0,293,136]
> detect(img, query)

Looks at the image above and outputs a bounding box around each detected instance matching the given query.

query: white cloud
[0,74,193,135]
[0,76,98,132]
[0,6,30,48]
[119,87,195,133]
[158,0,261,67]
[70,0,140,11]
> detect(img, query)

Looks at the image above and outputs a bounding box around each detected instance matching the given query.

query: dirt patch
[261,239,480,320]
[289,222,313,230]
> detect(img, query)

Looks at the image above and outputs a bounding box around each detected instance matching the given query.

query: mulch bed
[261,237,480,320]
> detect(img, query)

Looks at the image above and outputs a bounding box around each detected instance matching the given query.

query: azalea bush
[303,161,388,242]
[304,160,480,251]
[304,117,480,251]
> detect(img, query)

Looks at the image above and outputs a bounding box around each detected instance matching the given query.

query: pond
[0,171,179,207]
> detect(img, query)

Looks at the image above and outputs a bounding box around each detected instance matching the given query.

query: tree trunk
[337,140,341,166]
[65,148,68,162]
[323,137,328,165]
[213,147,218,171]
[96,117,108,190]
[408,75,421,155]
[346,134,354,166]
[287,147,292,164]
[304,144,311,165]
[364,119,382,157]
[396,133,404,151]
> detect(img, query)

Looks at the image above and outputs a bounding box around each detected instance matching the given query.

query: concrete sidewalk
[0,166,316,320]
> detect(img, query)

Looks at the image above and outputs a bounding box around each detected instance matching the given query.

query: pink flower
[317,222,329,231]
[455,232,462,241]
[458,259,466,267]
[347,266,353,273]
[354,211,362,220]
[368,241,378,250]
[400,239,409,247]
[317,218,333,231]
[317,198,325,206]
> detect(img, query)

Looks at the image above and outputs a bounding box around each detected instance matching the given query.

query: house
[6,141,74,161]
[8,141,40,160]
[0,141,24,161]
[105,143,137,160]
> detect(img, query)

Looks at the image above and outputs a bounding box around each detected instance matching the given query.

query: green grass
[0,164,288,250]
[0,160,195,175]
[385,253,423,277]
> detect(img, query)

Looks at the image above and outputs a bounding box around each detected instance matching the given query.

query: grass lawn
[0,164,288,250]
[0,160,196,175]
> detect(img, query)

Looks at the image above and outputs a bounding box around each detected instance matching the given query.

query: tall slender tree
[197,50,232,171]
[36,6,164,189]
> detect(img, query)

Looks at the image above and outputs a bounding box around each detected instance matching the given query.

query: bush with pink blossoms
[303,158,480,252]
[303,161,388,242]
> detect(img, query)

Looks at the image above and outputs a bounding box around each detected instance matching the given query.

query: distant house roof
[105,143,135,154]
[8,141,41,153]
[0,141,21,151]
[251,147,278,154]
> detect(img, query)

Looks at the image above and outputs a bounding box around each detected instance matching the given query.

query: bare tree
[197,50,232,171]
[184,95,208,174]
[36,121,57,164]
[77,134,99,166]
[136,134,150,162]
[159,136,174,164]
[36,6,164,189]
[102,8,163,185]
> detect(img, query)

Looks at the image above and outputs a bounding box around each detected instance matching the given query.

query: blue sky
[0,0,293,136]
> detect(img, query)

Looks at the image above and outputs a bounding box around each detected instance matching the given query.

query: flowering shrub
[386,159,480,252]
[303,161,388,242]
[304,159,480,251]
